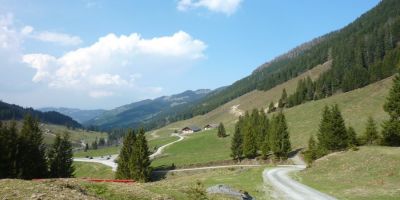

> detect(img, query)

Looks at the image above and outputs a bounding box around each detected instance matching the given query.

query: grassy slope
[73,162,115,179]
[297,146,400,200]
[74,146,120,158]
[149,61,392,167]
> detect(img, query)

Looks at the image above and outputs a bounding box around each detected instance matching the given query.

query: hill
[140,0,400,130]
[85,89,212,130]
[0,101,81,128]
[298,146,400,200]
[38,107,106,124]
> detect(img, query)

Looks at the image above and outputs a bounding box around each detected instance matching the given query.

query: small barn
[181,126,201,134]
[204,124,218,130]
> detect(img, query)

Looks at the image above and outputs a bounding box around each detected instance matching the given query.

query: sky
[0,0,381,110]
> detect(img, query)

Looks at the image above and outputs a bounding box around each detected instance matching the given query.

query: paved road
[73,134,184,171]
[263,155,337,200]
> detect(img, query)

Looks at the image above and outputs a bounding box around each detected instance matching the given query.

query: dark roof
[182,125,201,131]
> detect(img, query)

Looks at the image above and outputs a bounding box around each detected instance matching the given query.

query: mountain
[140,0,400,130]
[0,101,81,128]
[85,89,212,130]
[39,107,106,123]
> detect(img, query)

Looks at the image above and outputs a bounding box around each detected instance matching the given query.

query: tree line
[0,115,74,179]
[230,109,291,161]
[115,128,152,182]
[305,71,400,164]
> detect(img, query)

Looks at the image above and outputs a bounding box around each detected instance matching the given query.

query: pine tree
[115,129,136,179]
[363,116,379,145]
[131,128,152,182]
[318,105,348,151]
[242,112,257,158]
[217,122,227,138]
[231,118,243,162]
[0,121,18,178]
[268,102,275,113]
[17,115,48,179]
[278,89,288,108]
[258,109,269,152]
[48,132,74,178]
[304,136,317,165]
[382,72,400,146]
[270,112,291,159]
[347,126,358,147]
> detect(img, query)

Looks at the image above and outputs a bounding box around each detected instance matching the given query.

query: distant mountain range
[38,107,106,124]
[84,89,213,130]
[0,101,81,128]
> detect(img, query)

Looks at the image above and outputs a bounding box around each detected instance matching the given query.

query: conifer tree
[116,129,136,179]
[231,118,243,162]
[304,136,318,165]
[0,121,18,178]
[17,115,48,179]
[217,122,227,137]
[48,132,74,178]
[268,102,275,113]
[363,116,379,145]
[270,112,291,159]
[130,128,151,182]
[318,105,348,151]
[382,72,400,146]
[347,126,358,147]
[242,112,257,158]
[84,143,89,152]
[278,89,288,108]
[92,139,98,150]
[258,109,269,151]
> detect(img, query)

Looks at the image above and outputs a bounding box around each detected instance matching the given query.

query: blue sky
[0,0,380,109]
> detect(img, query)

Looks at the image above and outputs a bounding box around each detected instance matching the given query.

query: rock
[206,184,255,200]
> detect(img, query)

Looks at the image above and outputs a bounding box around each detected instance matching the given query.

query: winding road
[263,155,337,200]
[73,134,184,171]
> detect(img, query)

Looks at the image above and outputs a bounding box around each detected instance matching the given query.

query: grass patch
[148,135,179,152]
[151,130,231,167]
[74,146,120,158]
[298,146,400,200]
[73,161,114,179]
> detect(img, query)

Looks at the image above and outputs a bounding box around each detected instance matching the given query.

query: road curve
[263,155,337,200]
[73,134,184,171]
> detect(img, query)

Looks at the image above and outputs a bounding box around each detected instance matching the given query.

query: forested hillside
[0,101,81,128]
[143,0,400,130]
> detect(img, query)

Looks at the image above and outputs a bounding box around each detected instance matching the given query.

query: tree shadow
[150,164,176,181]
[288,148,303,158]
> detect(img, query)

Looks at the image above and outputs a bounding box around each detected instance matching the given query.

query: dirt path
[73,134,184,171]
[263,155,337,200]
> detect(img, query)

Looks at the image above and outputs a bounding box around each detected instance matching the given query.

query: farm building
[204,124,218,130]
[181,126,201,134]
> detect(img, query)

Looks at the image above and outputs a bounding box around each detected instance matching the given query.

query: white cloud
[22,31,207,98]
[34,31,82,46]
[178,0,243,15]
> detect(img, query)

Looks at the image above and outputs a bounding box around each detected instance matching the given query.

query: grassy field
[148,135,179,152]
[151,129,232,168]
[74,146,120,158]
[297,146,400,200]
[0,167,268,199]
[73,161,115,179]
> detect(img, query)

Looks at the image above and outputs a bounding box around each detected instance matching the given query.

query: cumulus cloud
[22,31,207,98]
[178,0,243,15]
[33,31,82,46]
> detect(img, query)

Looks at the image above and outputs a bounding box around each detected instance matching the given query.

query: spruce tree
[0,121,18,178]
[363,116,379,145]
[278,89,288,108]
[17,115,48,179]
[318,105,348,151]
[270,112,291,159]
[258,109,269,152]
[231,118,243,162]
[317,105,331,153]
[131,128,151,182]
[242,112,257,158]
[217,122,227,137]
[382,72,400,146]
[115,129,136,179]
[304,136,317,165]
[347,126,358,147]
[268,102,275,113]
[48,132,74,178]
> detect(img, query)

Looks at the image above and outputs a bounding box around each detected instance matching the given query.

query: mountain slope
[0,101,81,128]
[143,0,400,130]
[39,107,106,123]
[85,89,212,130]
